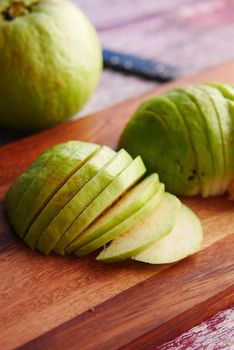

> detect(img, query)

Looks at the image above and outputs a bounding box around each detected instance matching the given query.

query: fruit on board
[96,193,181,263]
[0,0,102,131]
[5,141,204,264]
[119,83,234,198]
[133,205,203,264]
[76,183,165,257]
[69,174,160,252]
[37,149,133,255]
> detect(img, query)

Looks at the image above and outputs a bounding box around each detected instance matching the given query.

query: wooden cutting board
[0,61,234,350]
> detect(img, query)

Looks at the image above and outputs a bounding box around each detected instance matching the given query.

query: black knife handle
[102,49,179,82]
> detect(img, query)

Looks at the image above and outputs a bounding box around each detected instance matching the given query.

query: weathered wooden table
[0,0,233,348]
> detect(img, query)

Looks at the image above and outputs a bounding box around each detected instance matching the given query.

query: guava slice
[200,85,233,191]
[55,156,146,255]
[37,149,132,255]
[226,100,234,175]
[226,101,234,198]
[209,83,234,101]
[181,86,225,196]
[76,183,165,257]
[164,89,215,197]
[133,204,203,264]
[12,141,95,238]
[64,158,148,254]
[119,96,199,196]
[208,83,234,182]
[96,192,180,263]
[24,144,115,250]
[5,142,79,221]
[69,174,160,252]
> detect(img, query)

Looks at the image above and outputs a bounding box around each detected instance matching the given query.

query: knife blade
[102,49,179,82]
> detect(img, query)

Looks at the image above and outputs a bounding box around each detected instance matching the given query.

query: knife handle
[102,49,179,82]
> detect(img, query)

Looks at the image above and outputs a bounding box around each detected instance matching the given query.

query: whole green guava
[0,0,102,131]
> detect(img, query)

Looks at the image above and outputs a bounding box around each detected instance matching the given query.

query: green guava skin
[5,142,69,218]
[0,0,102,131]
[182,86,226,196]
[119,96,200,196]
[37,149,132,255]
[11,141,88,238]
[199,85,233,191]
[208,83,234,180]
[209,83,234,100]
[226,101,234,181]
[75,183,165,258]
[64,156,146,255]
[24,142,101,250]
[164,89,215,197]
[69,174,159,252]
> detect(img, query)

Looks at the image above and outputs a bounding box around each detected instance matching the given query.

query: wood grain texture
[0,61,234,350]
[18,237,234,350]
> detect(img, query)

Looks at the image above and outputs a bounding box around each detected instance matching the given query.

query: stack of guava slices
[119,83,234,198]
[5,140,203,264]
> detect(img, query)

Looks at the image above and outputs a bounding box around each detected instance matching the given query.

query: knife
[102,49,179,82]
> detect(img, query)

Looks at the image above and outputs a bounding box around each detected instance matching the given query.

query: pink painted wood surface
[156,305,234,350]
[2,0,234,145]
[78,0,234,116]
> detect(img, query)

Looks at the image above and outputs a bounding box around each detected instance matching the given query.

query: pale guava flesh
[96,193,181,263]
[133,204,203,264]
